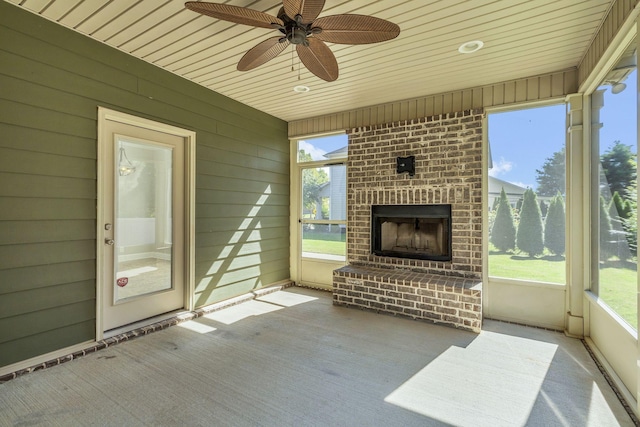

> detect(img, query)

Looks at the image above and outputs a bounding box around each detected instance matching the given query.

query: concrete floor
[0,287,636,426]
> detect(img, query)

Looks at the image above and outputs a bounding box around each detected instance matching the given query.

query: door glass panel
[301,164,347,260]
[115,139,173,302]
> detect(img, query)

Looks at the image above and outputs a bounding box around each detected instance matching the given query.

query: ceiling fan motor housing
[288,27,309,45]
[277,10,320,46]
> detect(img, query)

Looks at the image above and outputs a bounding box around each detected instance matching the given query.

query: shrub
[490,187,516,252]
[517,188,544,257]
[539,200,548,218]
[544,194,565,256]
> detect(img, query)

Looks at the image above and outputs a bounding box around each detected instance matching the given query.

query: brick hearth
[333,109,483,332]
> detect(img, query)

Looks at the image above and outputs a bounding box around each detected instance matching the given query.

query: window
[487,104,566,284]
[591,40,637,329]
[297,134,347,261]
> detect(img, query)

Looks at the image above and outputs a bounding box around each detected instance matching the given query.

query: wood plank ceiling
[6,0,613,122]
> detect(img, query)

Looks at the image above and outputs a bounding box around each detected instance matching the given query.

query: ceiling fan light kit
[185,0,400,82]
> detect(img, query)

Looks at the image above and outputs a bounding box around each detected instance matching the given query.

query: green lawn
[302,229,346,256]
[599,263,637,327]
[488,251,566,284]
[489,246,637,328]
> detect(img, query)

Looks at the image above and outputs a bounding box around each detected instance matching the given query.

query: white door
[99,112,190,332]
[291,134,348,289]
[298,162,347,289]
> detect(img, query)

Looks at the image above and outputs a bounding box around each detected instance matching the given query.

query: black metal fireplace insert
[371,204,452,261]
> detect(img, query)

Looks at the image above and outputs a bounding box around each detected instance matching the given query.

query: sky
[298,134,348,160]
[599,68,638,156]
[488,104,565,189]
[488,69,637,190]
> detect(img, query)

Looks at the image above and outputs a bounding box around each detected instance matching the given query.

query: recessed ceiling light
[458,40,484,54]
[293,85,310,93]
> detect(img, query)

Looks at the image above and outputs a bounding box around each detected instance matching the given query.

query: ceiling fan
[184,0,400,82]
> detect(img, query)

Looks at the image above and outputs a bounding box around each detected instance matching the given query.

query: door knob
[105,238,115,246]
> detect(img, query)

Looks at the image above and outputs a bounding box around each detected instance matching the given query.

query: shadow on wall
[194,184,289,307]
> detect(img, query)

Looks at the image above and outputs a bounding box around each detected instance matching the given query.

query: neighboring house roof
[324,146,348,159]
[488,176,528,196]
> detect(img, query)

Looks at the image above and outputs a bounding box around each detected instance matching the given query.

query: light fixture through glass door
[118,146,136,176]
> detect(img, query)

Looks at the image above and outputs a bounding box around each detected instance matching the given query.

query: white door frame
[289,136,347,289]
[96,107,196,340]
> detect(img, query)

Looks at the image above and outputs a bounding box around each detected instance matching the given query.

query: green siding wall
[0,2,289,368]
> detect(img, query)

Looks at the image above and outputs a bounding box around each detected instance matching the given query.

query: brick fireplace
[333,110,483,332]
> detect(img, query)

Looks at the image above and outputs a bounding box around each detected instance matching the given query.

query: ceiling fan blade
[185,2,283,29]
[313,14,400,44]
[237,37,290,71]
[296,38,338,82]
[283,0,325,23]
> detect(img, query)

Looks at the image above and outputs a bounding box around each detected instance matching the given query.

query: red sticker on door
[116,277,129,287]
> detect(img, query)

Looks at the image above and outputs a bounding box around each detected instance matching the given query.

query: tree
[608,191,628,221]
[536,147,565,197]
[539,200,548,218]
[623,199,633,220]
[600,141,637,199]
[599,195,614,261]
[517,188,545,257]
[491,196,500,211]
[544,194,565,256]
[300,150,329,216]
[623,181,637,257]
[607,191,632,261]
[490,187,516,252]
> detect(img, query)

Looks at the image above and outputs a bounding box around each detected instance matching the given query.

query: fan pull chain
[290,45,301,80]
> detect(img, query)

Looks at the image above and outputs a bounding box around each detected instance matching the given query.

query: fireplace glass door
[371,204,452,261]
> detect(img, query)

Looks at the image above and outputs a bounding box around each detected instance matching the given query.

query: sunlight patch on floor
[177,320,217,334]
[385,331,558,426]
[256,290,318,307]
[204,300,283,325]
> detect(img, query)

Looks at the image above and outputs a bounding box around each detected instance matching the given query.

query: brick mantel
[333,109,484,332]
